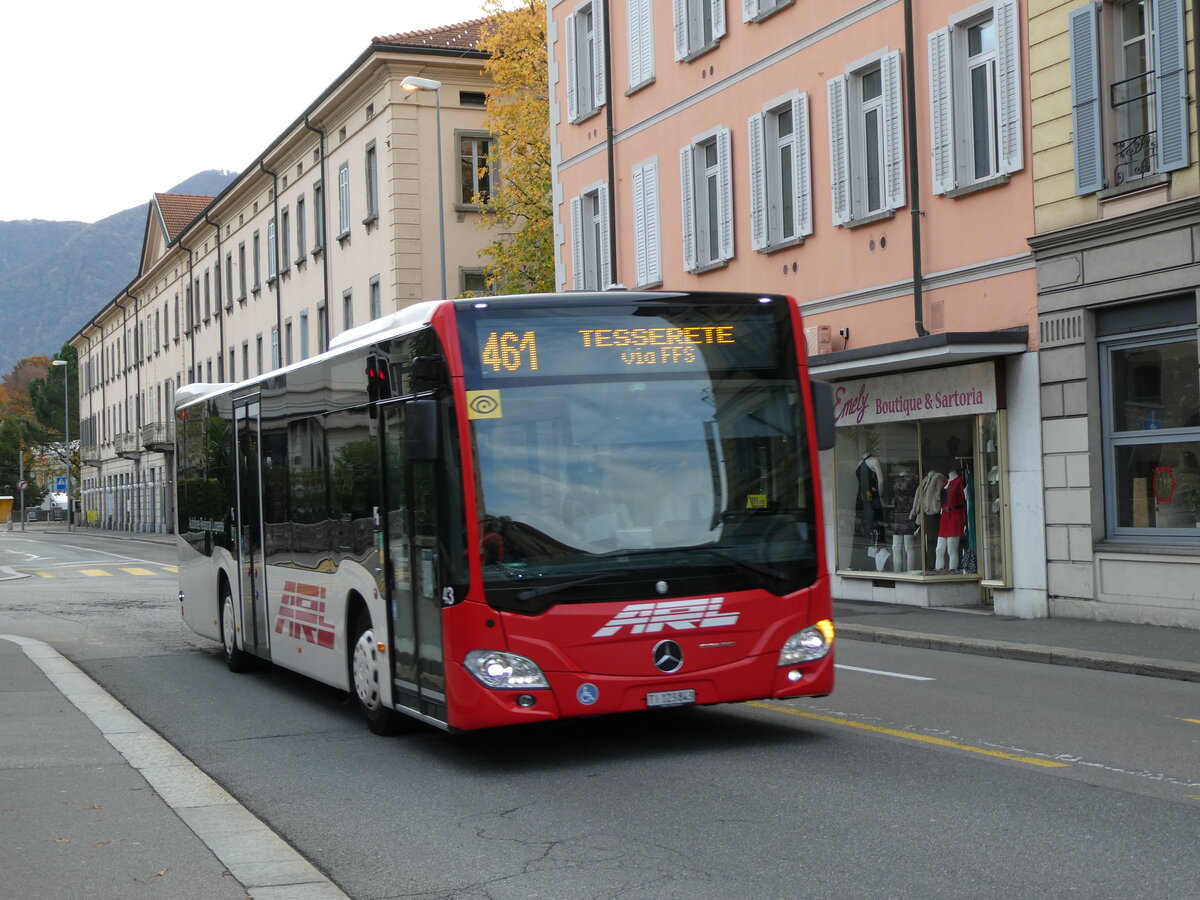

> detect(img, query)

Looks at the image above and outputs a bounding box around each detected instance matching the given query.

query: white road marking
[836,663,935,681]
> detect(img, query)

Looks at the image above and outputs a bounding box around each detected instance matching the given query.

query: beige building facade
[69,20,496,534]
[547,0,1048,617]
[1030,0,1200,627]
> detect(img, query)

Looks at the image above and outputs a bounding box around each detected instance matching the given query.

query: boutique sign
[833,361,997,426]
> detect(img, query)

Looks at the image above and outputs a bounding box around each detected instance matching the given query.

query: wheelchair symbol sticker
[577,683,599,706]
[466,390,503,420]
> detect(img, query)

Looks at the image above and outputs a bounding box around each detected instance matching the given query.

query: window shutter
[598,183,612,287]
[794,92,813,238]
[627,0,654,88]
[570,195,584,289]
[1068,4,1104,194]
[593,0,607,108]
[1154,0,1189,173]
[928,27,956,195]
[644,161,661,284]
[566,12,579,123]
[633,165,649,284]
[717,127,734,261]
[680,145,697,272]
[995,0,1023,175]
[748,113,767,251]
[742,0,759,22]
[673,0,688,61]
[827,75,851,225]
[712,0,726,41]
[882,50,906,211]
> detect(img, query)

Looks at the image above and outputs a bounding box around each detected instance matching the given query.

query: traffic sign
[16,479,27,491]
[55,476,67,491]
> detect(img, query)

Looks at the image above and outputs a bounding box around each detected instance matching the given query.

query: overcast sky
[1,1,491,224]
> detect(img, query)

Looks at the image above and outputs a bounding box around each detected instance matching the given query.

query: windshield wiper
[516,573,612,602]
[597,545,786,581]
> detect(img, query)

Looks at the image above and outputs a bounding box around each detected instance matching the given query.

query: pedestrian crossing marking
[164,566,178,573]
[35,572,55,578]
[79,569,113,577]
[120,567,155,576]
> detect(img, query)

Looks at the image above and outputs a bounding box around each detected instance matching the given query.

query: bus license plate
[646,689,695,708]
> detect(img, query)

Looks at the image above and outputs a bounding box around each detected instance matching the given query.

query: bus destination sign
[472,312,780,380]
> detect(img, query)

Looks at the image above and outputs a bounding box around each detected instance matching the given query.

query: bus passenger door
[234,397,270,659]
[381,400,445,723]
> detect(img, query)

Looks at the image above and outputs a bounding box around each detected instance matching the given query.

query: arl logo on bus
[593,598,739,637]
[275,581,336,648]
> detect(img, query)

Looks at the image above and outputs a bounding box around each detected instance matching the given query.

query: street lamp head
[401,75,442,92]
[51,359,67,367]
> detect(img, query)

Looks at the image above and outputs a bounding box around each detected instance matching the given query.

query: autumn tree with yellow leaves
[474,0,554,294]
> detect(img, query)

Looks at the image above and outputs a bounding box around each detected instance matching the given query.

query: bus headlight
[464,650,550,690]
[778,619,834,665]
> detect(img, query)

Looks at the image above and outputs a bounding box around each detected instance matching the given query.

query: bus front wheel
[220,588,253,673]
[352,611,402,735]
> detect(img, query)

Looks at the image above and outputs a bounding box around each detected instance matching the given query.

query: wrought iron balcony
[1113,130,1157,188]
[114,431,143,459]
[81,444,103,467]
[141,420,175,452]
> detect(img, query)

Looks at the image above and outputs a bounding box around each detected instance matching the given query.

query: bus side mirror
[810,380,836,451]
[406,399,440,462]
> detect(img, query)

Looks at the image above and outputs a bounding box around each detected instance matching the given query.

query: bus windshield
[458,297,819,613]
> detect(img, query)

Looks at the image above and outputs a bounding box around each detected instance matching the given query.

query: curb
[0,634,351,900]
[836,623,1200,683]
[0,565,30,581]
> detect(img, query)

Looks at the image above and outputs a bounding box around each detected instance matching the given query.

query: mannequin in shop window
[856,452,885,566]
[889,465,919,572]
[936,467,966,571]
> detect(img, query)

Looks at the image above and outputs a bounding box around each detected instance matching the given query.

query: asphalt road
[3,529,1199,899]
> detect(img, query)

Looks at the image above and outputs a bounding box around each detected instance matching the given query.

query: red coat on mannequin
[938,473,966,538]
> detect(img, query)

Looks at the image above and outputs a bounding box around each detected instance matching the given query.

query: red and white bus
[175,291,836,733]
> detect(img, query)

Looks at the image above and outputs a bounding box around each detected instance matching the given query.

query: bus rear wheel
[220,588,253,673]
[352,611,402,735]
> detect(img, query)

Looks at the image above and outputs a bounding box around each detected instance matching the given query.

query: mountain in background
[0,170,237,374]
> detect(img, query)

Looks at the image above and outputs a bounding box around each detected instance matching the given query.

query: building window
[267,220,278,280]
[570,183,611,289]
[204,271,211,320]
[749,91,813,251]
[673,0,725,61]
[280,208,291,271]
[296,194,307,259]
[256,335,264,375]
[461,268,490,295]
[567,1,607,123]
[742,0,793,23]
[313,181,326,250]
[242,341,249,381]
[929,2,1022,196]
[1069,0,1189,194]
[828,50,905,225]
[338,162,351,237]
[271,327,280,370]
[630,156,661,287]
[214,262,222,311]
[252,231,262,290]
[680,127,734,272]
[364,143,378,222]
[369,276,382,319]
[1100,315,1200,535]
[343,289,354,330]
[627,0,655,91]
[457,132,495,207]
[300,310,310,360]
[317,302,328,353]
[228,345,235,382]
[285,319,294,366]
[225,252,234,308]
[238,243,247,299]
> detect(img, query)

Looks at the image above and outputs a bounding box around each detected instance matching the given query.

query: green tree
[474,0,554,295]
[25,343,79,499]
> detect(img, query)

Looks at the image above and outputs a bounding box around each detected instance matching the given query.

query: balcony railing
[1110,70,1156,188]
[114,432,143,459]
[1113,131,1157,187]
[141,420,175,452]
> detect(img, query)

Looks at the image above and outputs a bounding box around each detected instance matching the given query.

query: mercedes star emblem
[653,640,683,673]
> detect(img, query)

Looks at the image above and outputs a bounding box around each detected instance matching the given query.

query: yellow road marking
[79,569,113,577]
[1173,717,1200,726]
[35,572,54,578]
[747,701,1071,769]
[119,567,155,576]
[163,566,178,573]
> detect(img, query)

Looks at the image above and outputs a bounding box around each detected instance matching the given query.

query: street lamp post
[51,358,71,532]
[400,75,448,300]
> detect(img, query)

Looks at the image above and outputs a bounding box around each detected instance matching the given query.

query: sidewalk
[835,597,1200,683]
[0,636,350,900]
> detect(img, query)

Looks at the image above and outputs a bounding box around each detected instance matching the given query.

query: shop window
[1100,327,1200,534]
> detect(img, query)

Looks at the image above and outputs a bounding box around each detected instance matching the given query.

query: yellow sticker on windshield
[466,390,503,419]
[746,494,768,509]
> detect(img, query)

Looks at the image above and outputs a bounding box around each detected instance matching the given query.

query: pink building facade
[548,0,1047,616]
